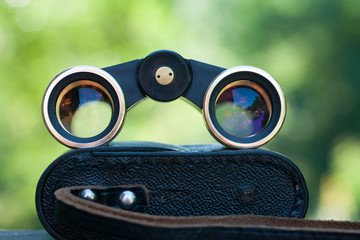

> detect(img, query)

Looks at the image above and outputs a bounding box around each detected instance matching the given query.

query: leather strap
[54,186,360,240]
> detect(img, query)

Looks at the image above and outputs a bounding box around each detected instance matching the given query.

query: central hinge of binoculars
[137,50,191,102]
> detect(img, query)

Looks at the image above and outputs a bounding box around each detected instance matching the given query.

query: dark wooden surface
[0,230,53,240]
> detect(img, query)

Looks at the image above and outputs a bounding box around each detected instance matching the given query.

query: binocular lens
[203,66,285,149]
[56,80,113,138]
[215,81,271,138]
[43,66,126,148]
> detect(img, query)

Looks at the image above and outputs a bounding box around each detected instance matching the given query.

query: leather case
[55,187,360,240]
[36,142,309,240]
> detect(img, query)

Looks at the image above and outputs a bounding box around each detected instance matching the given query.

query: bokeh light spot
[6,0,30,8]
[15,2,48,32]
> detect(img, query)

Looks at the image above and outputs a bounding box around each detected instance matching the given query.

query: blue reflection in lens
[215,86,270,138]
[78,88,103,107]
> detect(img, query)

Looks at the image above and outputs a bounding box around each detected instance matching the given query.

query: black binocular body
[42,50,286,149]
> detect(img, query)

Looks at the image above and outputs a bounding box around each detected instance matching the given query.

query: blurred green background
[1,0,360,229]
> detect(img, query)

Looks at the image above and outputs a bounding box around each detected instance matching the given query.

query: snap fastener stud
[78,189,97,201]
[119,190,137,210]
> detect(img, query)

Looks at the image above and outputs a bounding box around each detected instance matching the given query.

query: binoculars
[42,50,286,149]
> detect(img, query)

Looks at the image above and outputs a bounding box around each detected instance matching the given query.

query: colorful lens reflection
[56,80,113,138]
[215,81,271,138]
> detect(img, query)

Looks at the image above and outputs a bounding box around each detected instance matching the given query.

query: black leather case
[35,142,308,240]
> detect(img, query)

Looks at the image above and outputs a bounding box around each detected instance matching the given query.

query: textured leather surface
[36,142,308,240]
[54,187,360,240]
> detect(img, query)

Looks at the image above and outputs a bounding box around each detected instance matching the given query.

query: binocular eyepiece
[42,50,286,149]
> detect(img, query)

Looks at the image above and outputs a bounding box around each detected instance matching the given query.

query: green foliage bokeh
[1,0,360,229]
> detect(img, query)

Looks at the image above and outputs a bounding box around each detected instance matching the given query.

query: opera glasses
[42,50,286,149]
